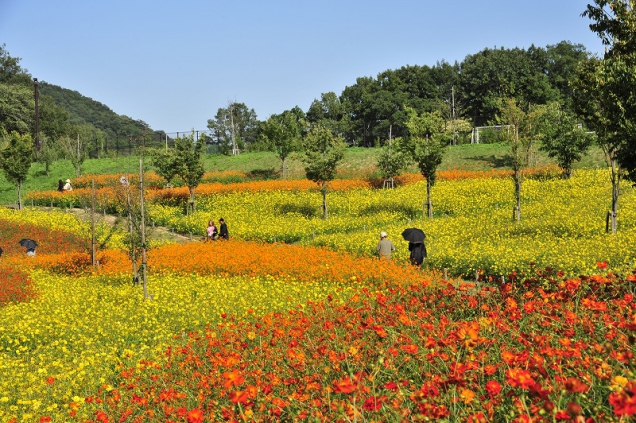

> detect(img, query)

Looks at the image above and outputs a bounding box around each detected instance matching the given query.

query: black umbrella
[401,228,426,243]
[19,239,38,251]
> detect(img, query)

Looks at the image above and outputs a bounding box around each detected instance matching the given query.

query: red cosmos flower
[186,408,205,423]
[485,380,502,397]
[39,417,52,423]
[383,381,399,391]
[245,385,258,398]
[333,377,357,394]
[596,261,608,269]
[564,377,589,393]
[506,368,536,389]
[400,344,418,354]
[45,376,55,385]
[362,396,383,411]
[229,390,248,404]
[94,410,109,423]
[609,380,636,416]
[567,402,582,416]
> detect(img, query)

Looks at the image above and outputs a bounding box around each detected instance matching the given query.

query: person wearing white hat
[63,179,73,191]
[376,231,395,260]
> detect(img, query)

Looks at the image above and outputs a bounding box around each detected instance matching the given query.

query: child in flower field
[206,220,218,241]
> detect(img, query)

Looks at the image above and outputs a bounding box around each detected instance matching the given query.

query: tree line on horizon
[0,40,591,157]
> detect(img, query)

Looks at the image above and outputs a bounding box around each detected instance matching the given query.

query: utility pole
[139,158,149,300]
[451,86,457,146]
[34,78,41,152]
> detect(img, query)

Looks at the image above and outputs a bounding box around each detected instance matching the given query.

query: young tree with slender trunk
[495,98,539,222]
[174,133,205,214]
[260,108,305,180]
[573,58,624,234]
[399,107,448,218]
[0,131,32,210]
[301,126,346,219]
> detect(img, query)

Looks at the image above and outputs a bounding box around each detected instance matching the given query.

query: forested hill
[38,81,157,141]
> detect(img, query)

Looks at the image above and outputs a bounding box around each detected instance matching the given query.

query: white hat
[380,231,387,238]
[65,179,70,183]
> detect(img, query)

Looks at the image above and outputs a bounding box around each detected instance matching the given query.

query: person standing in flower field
[408,241,426,267]
[376,231,395,260]
[63,179,73,191]
[218,218,229,240]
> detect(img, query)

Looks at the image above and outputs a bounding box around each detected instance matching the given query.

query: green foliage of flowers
[150,169,636,277]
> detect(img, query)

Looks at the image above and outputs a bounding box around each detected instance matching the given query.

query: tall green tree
[301,126,346,219]
[535,102,595,178]
[260,107,305,179]
[399,107,448,218]
[459,46,560,126]
[583,0,636,183]
[207,102,259,155]
[0,83,33,135]
[0,44,31,85]
[306,92,345,137]
[0,131,33,210]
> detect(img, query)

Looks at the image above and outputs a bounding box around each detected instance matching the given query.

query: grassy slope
[0,144,608,206]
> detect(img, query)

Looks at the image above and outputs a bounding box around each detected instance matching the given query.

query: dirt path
[54,207,197,244]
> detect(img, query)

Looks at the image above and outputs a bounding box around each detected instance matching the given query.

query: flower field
[2,167,636,421]
[145,168,635,278]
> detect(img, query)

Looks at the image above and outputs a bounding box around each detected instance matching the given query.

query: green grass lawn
[0,143,609,206]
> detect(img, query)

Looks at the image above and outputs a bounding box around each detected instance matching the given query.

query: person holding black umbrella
[19,239,38,257]
[401,228,427,267]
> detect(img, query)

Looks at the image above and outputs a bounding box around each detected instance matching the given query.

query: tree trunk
[281,157,286,180]
[140,158,149,299]
[17,180,22,210]
[426,178,433,218]
[513,169,521,222]
[188,186,196,215]
[609,158,619,234]
[322,184,328,219]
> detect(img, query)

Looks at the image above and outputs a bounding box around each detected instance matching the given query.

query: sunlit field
[3,166,636,422]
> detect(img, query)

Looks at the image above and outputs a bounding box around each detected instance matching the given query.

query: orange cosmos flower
[460,389,475,404]
[222,369,245,389]
[332,377,358,394]
[229,390,248,404]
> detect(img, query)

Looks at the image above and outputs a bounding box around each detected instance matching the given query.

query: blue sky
[1,1,604,134]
